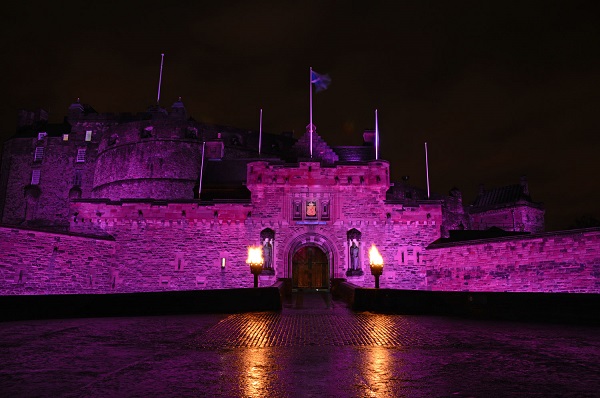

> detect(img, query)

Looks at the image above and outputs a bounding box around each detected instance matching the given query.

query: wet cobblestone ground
[1,291,599,397]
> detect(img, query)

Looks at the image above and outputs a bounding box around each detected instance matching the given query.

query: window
[34,147,44,162]
[85,130,92,141]
[321,200,330,220]
[37,132,47,140]
[73,171,82,187]
[31,170,41,185]
[293,200,302,220]
[62,134,69,141]
[185,127,198,139]
[141,127,153,139]
[76,148,86,163]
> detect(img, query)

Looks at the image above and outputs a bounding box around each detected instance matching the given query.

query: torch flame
[246,246,264,265]
[369,244,383,266]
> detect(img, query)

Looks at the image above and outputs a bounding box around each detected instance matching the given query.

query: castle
[0,99,598,295]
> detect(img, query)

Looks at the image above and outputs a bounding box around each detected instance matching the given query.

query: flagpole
[425,142,430,199]
[375,109,379,160]
[198,141,206,199]
[259,108,263,156]
[157,53,165,105]
[309,67,313,158]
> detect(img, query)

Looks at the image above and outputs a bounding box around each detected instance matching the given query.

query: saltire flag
[311,70,331,92]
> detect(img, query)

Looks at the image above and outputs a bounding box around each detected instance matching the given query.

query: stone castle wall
[470,204,545,233]
[92,120,207,200]
[1,134,98,227]
[0,226,116,295]
[2,108,595,296]
[2,221,597,295]
[426,228,600,293]
[1,153,597,296]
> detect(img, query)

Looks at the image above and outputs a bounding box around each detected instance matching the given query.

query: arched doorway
[292,245,329,290]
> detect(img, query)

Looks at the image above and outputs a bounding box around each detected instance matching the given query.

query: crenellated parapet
[246,160,390,191]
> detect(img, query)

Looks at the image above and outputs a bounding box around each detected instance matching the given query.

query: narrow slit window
[76,148,86,163]
[73,171,82,187]
[34,147,44,162]
[85,130,92,141]
[31,170,41,185]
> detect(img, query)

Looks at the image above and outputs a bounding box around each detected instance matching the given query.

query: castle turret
[92,119,206,200]
[68,98,85,120]
[169,97,187,120]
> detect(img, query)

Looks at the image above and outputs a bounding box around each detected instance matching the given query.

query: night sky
[1,1,599,231]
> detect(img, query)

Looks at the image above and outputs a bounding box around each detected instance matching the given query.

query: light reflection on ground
[0,292,599,397]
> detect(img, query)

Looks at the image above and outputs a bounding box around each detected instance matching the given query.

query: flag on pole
[309,68,330,158]
[310,70,331,92]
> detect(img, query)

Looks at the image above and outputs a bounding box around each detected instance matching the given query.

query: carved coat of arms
[306,201,317,217]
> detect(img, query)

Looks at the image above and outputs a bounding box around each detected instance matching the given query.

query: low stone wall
[0,286,283,321]
[426,228,600,293]
[339,282,600,324]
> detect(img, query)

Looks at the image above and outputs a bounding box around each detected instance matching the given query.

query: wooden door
[292,246,329,289]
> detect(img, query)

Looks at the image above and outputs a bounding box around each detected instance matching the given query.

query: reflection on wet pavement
[0,292,599,397]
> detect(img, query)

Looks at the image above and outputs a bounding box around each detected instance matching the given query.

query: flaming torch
[246,246,264,288]
[369,244,384,289]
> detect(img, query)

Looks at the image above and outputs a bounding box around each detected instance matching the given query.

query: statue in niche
[263,238,273,269]
[350,240,360,270]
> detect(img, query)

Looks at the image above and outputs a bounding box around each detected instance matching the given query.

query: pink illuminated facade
[0,99,598,295]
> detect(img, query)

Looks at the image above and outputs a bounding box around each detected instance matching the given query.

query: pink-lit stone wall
[92,120,205,200]
[1,132,98,227]
[70,201,261,291]
[426,228,600,292]
[2,158,596,296]
[470,204,545,233]
[0,226,116,295]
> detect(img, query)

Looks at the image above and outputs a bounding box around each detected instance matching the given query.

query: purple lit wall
[426,229,600,293]
[1,104,597,296]
[1,205,598,295]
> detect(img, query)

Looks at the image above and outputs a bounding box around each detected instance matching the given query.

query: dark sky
[1,1,599,231]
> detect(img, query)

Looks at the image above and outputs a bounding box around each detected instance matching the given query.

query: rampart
[426,228,600,293]
[0,226,116,295]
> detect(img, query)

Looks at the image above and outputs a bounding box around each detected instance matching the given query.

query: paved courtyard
[1,292,599,397]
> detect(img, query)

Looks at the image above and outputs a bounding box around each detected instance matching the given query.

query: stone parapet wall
[470,204,545,234]
[0,226,116,295]
[426,228,600,293]
[67,200,440,292]
[1,220,598,295]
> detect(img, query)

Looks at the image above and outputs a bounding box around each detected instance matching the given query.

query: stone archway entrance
[292,246,329,290]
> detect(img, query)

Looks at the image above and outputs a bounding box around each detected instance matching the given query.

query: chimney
[363,129,375,145]
[169,97,187,120]
[68,98,85,120]
[17,110,35,128]
[478,183,485,195]
[520,175,529,196]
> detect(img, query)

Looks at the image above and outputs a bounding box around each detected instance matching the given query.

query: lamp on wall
[369,244,384,289]
[246,246,264,288]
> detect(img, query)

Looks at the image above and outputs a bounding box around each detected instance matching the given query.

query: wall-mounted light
[221,257,226,269]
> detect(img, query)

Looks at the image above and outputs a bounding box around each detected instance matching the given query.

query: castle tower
[92,119,206,200]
